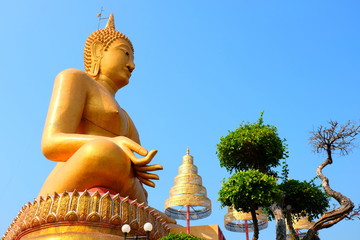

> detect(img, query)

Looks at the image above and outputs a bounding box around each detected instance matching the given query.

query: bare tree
[303,120,360,240]
[345,204,360,221]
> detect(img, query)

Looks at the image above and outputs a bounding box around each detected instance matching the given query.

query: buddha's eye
[121,49,129,56]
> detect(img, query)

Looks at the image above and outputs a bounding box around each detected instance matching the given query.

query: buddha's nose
[126,62,135,73]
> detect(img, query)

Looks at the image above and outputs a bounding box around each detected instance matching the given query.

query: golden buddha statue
[38,14,162,204]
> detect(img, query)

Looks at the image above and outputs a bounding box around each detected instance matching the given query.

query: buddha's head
[84,14,134,78]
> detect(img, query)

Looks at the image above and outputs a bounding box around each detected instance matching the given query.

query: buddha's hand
[113,136,163,187]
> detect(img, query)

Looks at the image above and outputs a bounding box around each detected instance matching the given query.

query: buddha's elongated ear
[88,41,103,77]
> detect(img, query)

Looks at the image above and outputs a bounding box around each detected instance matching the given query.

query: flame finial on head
[105,13,115,29]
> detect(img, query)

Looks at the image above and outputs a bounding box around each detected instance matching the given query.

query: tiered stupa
[286,215,314,240]
[164,149,211,233]
[224,207,268,240]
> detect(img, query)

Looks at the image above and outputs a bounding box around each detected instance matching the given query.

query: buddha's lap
[38,139,142,198]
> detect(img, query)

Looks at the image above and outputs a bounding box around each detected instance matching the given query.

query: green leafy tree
[261,165,330,240]
[217,113,288,174]
[218,170,281,240]
[217,113,289,240]
[279,179,329,221]
[217,114,331,240]
[277,179,330,240]
[159,232,203,240]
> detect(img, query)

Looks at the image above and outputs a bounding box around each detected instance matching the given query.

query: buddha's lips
[125,69,131,78]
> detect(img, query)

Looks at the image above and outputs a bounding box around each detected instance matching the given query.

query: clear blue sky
[1,1,359,239]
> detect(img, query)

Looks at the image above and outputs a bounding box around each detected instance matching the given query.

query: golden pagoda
[164,149,211,233]
[224,207,268,240]
[292,215,314,230]
[286,215,314,240]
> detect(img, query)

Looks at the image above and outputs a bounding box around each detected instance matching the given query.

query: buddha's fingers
[129,150,158,166]
[118,137,148,156]
[134,164,163,172]
[136,171,159,180]
[137,176,155,188]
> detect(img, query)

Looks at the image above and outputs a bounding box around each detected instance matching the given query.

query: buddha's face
[99,38,135,88]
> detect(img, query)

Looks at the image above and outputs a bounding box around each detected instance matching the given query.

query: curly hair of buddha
[83,17,134,74]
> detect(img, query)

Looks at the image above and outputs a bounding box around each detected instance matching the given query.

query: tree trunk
[270,203,286,240]
[286,211,299,240]
[303,153,354,240]
[250,208,259,240]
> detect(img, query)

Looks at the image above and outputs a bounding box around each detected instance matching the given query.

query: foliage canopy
[217,113,288,174]
[270,162,330,222]
[279,179,329,221]
[218,169,281,212]
[159,232,203,240]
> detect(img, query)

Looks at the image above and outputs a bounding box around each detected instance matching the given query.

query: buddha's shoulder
[56,68,93,84]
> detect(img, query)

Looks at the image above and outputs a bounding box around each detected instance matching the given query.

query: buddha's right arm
[41,69,101,161]
[42,132,157,166]
[42,132,108,161]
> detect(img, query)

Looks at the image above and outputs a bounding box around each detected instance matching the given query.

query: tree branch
[270,203,286,240]
[250,208,260,240]
[286,210,300,240]
[304,120,359,240]
[345,204,360,221]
